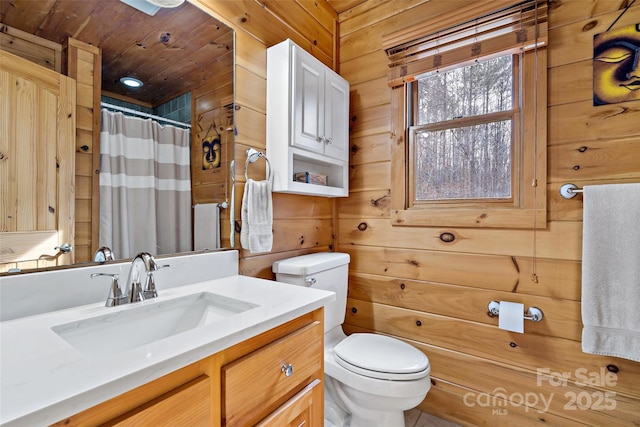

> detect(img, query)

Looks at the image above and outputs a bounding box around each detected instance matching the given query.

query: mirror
[0,0,234,273]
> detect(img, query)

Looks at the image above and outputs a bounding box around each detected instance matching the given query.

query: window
[411,54,515,204]
[385,0,547,228]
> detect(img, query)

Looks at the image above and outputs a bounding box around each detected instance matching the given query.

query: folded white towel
[581,183,640,362]
[240,179,273,253]
[194,203,220,250]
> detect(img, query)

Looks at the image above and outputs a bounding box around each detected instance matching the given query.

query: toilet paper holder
[487,301,544,322]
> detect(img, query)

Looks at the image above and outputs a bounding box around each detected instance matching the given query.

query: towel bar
[245,148,272,181]
[487,301,544,322]
[560,183,584,199]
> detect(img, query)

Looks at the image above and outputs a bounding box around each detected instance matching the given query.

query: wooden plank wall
[192,0,340,278]
[63,38,101,263]
[336,1,640,426]
[0,24,62,72]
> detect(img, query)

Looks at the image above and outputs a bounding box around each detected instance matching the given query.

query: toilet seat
[333,334,430,381]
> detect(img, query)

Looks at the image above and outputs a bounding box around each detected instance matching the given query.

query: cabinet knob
[325,137,333,145]
[281,363,294,377]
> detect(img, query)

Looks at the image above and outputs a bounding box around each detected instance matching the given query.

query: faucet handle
[91,272,127,307]
[142,264,170,299]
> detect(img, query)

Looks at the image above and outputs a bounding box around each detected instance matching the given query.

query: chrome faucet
[125,252,168,303]
[94,246,114,263]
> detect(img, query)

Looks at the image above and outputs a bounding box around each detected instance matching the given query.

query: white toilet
[273,252,431,427]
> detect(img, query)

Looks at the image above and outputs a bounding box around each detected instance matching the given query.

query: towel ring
[245,148,272,181]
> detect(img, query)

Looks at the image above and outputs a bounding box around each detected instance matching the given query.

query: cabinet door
[105,375,211,426]
[323,72,349,160]
[292,47,324,154]
[256,379,322,427]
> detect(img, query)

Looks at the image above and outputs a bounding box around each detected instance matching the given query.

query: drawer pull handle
[281,363,294,377]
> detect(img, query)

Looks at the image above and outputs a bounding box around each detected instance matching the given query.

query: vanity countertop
[0,275,334,427]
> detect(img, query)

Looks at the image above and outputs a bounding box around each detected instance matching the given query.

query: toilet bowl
[273,252,431,427]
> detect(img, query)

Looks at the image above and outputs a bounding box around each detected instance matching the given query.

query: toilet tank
[273,252,350,332]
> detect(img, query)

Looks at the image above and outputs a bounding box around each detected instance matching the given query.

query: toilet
[273,252,431,427]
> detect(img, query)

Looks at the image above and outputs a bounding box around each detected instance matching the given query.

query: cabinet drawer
[223,321,322,427]
[256,379,322,427]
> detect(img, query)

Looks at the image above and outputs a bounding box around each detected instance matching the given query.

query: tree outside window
[410,54,516,204]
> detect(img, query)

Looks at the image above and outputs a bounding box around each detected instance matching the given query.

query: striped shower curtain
[99,110,192,259]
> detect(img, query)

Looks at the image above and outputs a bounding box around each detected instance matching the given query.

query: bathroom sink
[51,292,259,358]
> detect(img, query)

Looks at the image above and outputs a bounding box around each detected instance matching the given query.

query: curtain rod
[100,102,191,128]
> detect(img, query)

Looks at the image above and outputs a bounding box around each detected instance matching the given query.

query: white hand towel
[581,183,640,362]
[194,203,220,250]
[240,179,273,253]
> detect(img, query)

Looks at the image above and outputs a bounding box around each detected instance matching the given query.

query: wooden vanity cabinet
[50,308,324,427]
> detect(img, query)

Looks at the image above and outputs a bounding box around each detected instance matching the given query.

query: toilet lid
[333,334,430,381]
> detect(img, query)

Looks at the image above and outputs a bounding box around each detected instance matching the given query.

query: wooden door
[0,50,76,272]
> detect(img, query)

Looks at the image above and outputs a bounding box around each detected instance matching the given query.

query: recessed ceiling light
[120,77,144,88]
[119,0,160,16]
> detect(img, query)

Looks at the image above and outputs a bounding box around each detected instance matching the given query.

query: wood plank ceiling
[0,0,233,106]
[0,0,360,106]
[326,0,368,14]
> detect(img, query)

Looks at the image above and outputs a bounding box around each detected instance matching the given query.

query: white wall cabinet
[267,39,349,197]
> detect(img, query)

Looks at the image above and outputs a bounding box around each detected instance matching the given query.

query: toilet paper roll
[498,301,524,333]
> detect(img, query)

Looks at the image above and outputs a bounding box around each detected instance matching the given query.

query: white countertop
[0,275,334,426]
